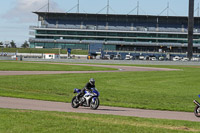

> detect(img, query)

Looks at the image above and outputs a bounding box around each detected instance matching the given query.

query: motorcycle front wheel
[194,105,200,117]
[71,96,80,108]
[90,97,100,110]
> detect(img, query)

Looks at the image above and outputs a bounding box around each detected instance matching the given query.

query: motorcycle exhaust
[193,100,200,107]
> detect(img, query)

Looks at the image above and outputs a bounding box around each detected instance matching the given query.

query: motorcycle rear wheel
[90,97,100,110]
[194,105,200,117]
[71,96,80,108]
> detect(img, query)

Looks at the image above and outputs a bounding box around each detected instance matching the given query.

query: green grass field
[1,61,200,132]
[2,48,88,55]
[1,108,200,133]
[0,61,199,112]
[0,61,116,71]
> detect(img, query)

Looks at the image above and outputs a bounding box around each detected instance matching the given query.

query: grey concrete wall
[0,57,15,61]
[1,56,200,65]
[21,58,200,66]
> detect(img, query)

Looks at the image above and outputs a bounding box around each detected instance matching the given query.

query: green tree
[21,41,29,48]
[10,40,16,48]
[0,42,3,47]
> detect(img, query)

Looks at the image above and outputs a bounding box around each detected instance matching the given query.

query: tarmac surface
[0,96,199,122]
[0,63,178,75]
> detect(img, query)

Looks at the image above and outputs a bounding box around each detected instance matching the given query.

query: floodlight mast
[195,3,199,17]
[48,0,50,12]
[127,1,139,15]
[97,0,112,14]
[137,1,139,15]
[198,3,200,17]
[107,0,109,15]
[188,0,194,60]
[66,0,80,13]
[77,0,79,13]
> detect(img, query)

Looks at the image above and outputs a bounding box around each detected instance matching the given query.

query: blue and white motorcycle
[71,88,100,110]
[193,95,200,117]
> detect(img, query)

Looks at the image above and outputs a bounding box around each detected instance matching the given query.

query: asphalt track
[0,97,199,122]
[0,63,178,75]
[0,63,198,122]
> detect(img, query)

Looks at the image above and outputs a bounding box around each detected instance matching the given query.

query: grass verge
[1,108,200,133]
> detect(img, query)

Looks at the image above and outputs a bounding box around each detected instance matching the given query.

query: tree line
[0,40,29,48]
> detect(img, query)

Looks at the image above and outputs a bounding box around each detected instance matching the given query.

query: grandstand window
[87,32,96,36]
[36,36,54,39]
[37,30,46,34]
[167,34,175,38]
[179,40,187,43]
[47,31,56,34]
[107,32,117,36]
[194,36,200,39]
[53,37,60,40]
[97,32,107,36]
[127,33,136,37]
[137,33,147,37]
[57,31,66,35]
[178,34,187,38]
[85,38,96,40]
[124,39,135,42]
[194,40,200,43]
[67,31,77,35]
[118,33,126,36]
[158,34,168,38]
[95,38,104,41]
[148,34,157,38]
[107,38,120,41]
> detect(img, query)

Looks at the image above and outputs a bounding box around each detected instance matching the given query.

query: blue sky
[0,0,200,47]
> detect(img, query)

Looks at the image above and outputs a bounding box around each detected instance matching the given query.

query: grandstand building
[29,12,200,54]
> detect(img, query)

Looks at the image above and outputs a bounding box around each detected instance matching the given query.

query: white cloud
[2,0,63,23]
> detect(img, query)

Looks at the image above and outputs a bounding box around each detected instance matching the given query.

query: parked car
[181,57,189,61]
[139,56,145,60]
[172,56,180,61]
[158,56,165,61]
[191,57,200,61]
[113,54,122,60]
[125,55,133,60]
[150,57,157,61]
[102,54,110,60]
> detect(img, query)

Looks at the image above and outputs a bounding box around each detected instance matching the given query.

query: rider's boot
[76,94,80,101]
[76,93,83,104]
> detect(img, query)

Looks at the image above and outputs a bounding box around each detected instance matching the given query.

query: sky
[0,0,200,47]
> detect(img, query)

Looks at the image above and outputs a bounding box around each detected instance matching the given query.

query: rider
[76,78,95,103]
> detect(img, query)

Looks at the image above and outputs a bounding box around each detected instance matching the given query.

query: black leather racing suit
[77,82,95,100]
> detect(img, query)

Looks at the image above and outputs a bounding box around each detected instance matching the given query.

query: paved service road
[0,97,199,122]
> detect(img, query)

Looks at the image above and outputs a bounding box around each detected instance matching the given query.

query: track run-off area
[0,62,199,122]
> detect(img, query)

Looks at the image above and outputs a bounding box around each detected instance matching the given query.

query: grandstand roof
[33,12,200,27]
[34,11,190,19]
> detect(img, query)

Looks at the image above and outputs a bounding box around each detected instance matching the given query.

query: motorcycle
[193,95,200,117]
[71,88,100,110]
